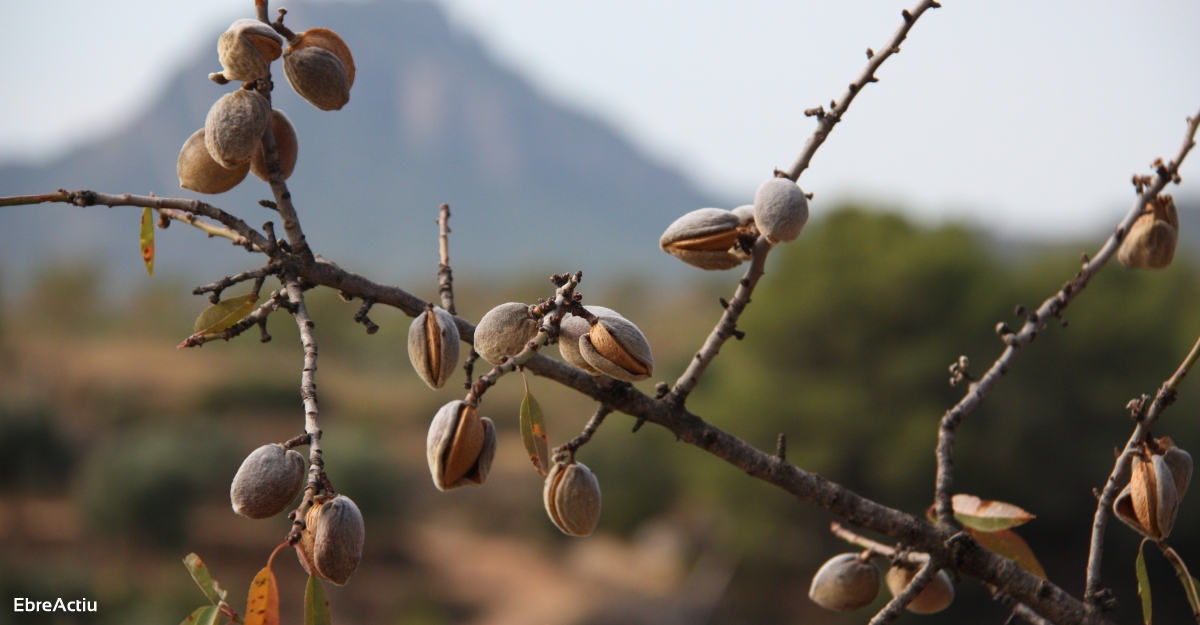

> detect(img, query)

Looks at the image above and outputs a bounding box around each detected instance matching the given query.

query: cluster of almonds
[1113,436,1192,540]
[660,174,809,270]
[177,19,355,194]
[808,553,954,614]
[229,444,366,585]
[413,300,651,536]
[1117,195,1180,270]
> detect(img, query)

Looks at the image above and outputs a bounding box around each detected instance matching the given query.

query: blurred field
[1,206,1199,624]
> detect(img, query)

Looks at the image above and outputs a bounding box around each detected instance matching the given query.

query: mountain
[0,1,721,292]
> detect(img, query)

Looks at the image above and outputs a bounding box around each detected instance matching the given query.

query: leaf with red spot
[520,391,550,476]
[140,207,155,276]
[244,566,278,625]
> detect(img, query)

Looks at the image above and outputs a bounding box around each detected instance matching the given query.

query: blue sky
[2,0,1198,238]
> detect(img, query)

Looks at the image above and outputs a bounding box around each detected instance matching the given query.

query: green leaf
[183,553,227,604]
[952,494,1036,532]
[181,605,221,625]
[519,391,550,476]
[967,527,1047,580]
[194,293,259,335]
[244,566,278,625]
[140,207,155,277]
[1137,539,1153,625]
[304,575,332,625]
[1159,544,1200,618]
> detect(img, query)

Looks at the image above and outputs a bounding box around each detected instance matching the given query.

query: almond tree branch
[178,289,286,348]
[157,207,256,249]
[935,108,1200,528]
[668,0,941,405]
[436,203,456,315]
[252,79,311,258]
[0,190,272,252]
[785,0,942,182]
[283,278,326,544]
[669,237,771,404]
[1083,330,1200,612]
[868,557,942,625]
[830,521,929,565]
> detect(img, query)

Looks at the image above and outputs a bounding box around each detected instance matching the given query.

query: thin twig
[177,289,287,348]
[786,0,942,182]
[0,190,271,251]
[868,557,941,625]
[193,265,277,303]
[1084,330,1200,611]
[353,298,379,334]
[937,108,1200,529]
[670,237,771,404]
[283,279,326,544]
[552,405,612,462]
[436,203,456,315]
[158,207,256,249]
[830,522,929,565]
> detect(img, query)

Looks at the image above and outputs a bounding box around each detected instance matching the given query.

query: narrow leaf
[194,293,259,335]
[967,527,1047,580]
[181,605,221,625]
[952,494,1036,532]
[183,553,228,604]
[304,575,332,625]
[1137,539,1153,625]
[244,566,279,625]
[140,207,155,276]
[519,392,550,476]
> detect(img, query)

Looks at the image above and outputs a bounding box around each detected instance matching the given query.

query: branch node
[776,433,787,461]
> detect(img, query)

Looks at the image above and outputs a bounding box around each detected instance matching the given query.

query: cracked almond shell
[579,314,653,381]
[205,89,271,169]
[426,400,496,490]
[557,306,621,374]
[1118,196,1179,269]
[474,302,539,365]
[407,306,461,389]
[659,208,744,270]
[178,128,250,194]
[216,19,285,83]
[753,176,809,244]
[808,553,880,612]
[297,494,364,586]
[283,28,354,111]
[885,566,954,614]
[250,109,299,182]
[230,443,305,519]
[543,461,601,537]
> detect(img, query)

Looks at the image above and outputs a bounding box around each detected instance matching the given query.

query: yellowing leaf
[520,391,550,476]
[181,605,221,625]
[953,494,1036,532]
[183,553,228,605]
[194,293,259,335]
[967,527,1047,580]
[1137,539,1152,625]
[140,207,155,276]
[304,575,332,625]
[244,566,278,625]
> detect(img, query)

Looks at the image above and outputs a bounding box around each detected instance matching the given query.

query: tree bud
[178,128,250,194]
[753,176,809,244]
[229,443,305,519]
[557,306,621,374]
[543,460,601,537]
[215,19,285,83]
[283,28,355,111]
[426,400,496,491]
[205,89,271,169]
[473,302,539,365]
[1114,437,1191,540]
[250,109,299,182]
[1118,195,1179,269]
[579,314,653,381]
[659,208,745,270]
[808,553,880,612]
[885,565,954,614]
[297,494,365,586]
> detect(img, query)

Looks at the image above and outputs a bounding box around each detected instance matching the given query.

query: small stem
[830,522,928,565]
[553,405,612,462]
[867,557,941,625]
[436,203,456,315]
[283,279,326,544]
